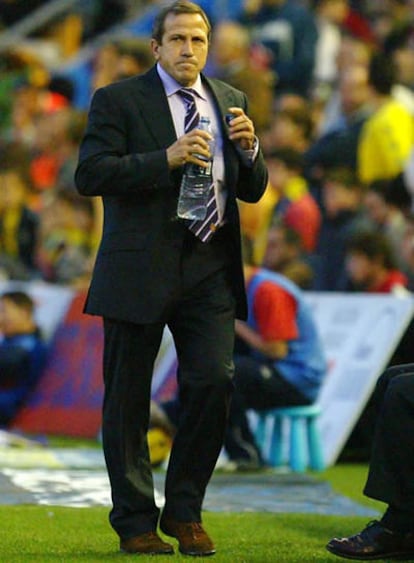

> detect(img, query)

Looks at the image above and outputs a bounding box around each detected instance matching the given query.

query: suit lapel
[134,66,177,149]
[202,75,238,191]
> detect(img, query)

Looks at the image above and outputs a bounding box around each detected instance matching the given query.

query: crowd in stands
[1,0,414,296]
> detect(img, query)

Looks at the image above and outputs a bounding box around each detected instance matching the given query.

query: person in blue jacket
[0,290,48,427]
[224,264,327,468]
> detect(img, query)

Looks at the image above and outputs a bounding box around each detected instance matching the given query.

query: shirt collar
[156,63,206,100]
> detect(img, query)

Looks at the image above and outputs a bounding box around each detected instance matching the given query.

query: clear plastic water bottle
[177,116,214,220]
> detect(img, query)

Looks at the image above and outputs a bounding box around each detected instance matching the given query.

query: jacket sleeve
[233,92,268,203]
[75,87,171,197]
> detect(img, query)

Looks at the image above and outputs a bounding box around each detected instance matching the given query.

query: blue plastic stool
[255,404,325,472]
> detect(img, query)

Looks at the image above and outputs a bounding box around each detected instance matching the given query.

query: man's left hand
[226,107,255,151]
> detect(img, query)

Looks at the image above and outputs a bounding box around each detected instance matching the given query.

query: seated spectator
[29,106,84,206]
[150,262,327,471]
[312,0,349,95]
[305,64,372,179]
[0,290,47,427]
[313,166,372,290]
[238,0,318,96]
[364,179,408,266]
[0,142,39,280]
[263,148,322,254]
[315,33,372,136]
[224,263,327,469]
[36,189,97,286]
[261,107,314,154]
[400,213,414,291]
[357,52,414,185]
[114,37,154,80]
[345,230,409,294]
[262,222,315,289]
[209,19,275,134]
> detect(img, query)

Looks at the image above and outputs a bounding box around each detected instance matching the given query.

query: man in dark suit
[75,0,267,556]
[326,364,414,560]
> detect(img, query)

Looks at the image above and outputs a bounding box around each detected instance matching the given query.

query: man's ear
[151,38,160,61]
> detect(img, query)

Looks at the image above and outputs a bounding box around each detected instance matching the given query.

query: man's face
[345,252,372,288]
[263,228,289,270]
[151,13,209,86]
[0,298,29,337]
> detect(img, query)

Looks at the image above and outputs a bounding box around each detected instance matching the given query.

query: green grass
[1,463,386,562]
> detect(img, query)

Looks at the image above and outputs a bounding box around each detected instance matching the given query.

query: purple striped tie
[178,88,219,242]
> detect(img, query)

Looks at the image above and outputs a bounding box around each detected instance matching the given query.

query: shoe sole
[178,547,216,557]
[326,544,414,560]
[120,548,174,555]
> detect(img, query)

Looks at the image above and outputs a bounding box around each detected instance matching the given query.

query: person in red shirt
[345,230,408,293]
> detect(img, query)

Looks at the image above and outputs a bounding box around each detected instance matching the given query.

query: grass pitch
[1,463,384,562]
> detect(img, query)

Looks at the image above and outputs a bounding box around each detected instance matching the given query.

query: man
[224,264,326,468]
[262,223,314,289]
[313,166,372,291]
[326,364,414,560]
[75,0,267,557]
[0,290,47,426]
[208,19,275,134]
[357,52,414,185]
[345,230,408,294]
[238,0,318,96]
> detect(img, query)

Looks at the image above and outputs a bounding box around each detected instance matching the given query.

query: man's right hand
[167,129,213,169]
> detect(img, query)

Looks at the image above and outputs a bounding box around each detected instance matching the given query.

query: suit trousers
[364,363,414,514]
[101,230,236,540]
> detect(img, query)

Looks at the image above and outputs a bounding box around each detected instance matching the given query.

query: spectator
[209,19,275,133]
[36,189,97,286]
[239,0,318,96]
[312,0,349,94]
[115,37,154,80]
[357,52,414,185]
[317,33,372,136]
[0,290,47,427]
[0,142,39,280]
[305,64,372,178]
[263,148,322,254]
[262,107,314,154]
[224,263,327,469]
[364,179,408,265]
[400,213,414,291]
[29,107,83,207]
[262,222,315,289]
[313,166,372,290]
[345,230,408,294]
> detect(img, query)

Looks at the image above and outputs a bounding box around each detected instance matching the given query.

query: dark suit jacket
[75,66,267,323]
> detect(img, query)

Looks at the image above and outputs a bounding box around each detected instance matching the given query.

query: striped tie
[178,88,219,243]
[178,88,200,133]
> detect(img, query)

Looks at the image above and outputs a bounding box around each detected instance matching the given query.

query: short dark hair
[367,179,394,204]
[152,0,211,43]
[323,166,360,190]
[368,52,396,95]
[346,231,396,270]
[269,221,303,248]
[264,148,304,172]
[0,290,35,314]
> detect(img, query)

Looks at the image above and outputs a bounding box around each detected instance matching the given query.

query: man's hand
[226,107,255,151]
[167,129,213,169]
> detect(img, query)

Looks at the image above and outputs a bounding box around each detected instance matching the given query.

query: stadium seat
[255,404,325,472]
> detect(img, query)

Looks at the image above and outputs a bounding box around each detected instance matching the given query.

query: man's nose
[182,39,194,55]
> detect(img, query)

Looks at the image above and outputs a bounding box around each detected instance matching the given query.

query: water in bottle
[177,116,214,220]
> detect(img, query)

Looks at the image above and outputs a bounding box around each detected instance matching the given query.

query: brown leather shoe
[120,531,174,554]
[160,516,216,556]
